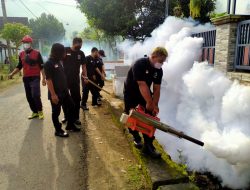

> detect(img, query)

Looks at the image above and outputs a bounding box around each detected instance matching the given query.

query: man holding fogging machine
[123,47,168,159]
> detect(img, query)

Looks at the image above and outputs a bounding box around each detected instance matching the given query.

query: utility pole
[165,0,169,17]
[160,0,169,18]
[1,0,12,62]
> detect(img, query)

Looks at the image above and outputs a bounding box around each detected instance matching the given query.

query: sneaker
[142,143,161,159]
[28,112,39,119]
[66,124,81,132]
[81,105,89,111]
[92,103,102,107]
[97,97,102,104]
[74,120,82,125]
[38,111,44,120]
[61,118,67,124]
[55,129,69,138]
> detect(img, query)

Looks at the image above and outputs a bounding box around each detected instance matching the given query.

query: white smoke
[119,16,250,189]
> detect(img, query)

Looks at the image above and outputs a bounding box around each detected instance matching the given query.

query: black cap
[98,50,106,57]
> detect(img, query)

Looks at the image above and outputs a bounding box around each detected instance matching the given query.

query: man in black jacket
[44,43,80,138]
[62,37,87,125]
[81,47,104,110]
[124,47,168,159]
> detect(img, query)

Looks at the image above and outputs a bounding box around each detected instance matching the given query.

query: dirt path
[84,101,146,190]
[0,82,146,190]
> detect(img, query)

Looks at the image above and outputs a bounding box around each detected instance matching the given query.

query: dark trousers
[81,82,99,106]
[51,93,75,131]
[63,82,81,120]
[23,76,42,113]
[96,78,105,97]
[124,93,154,144]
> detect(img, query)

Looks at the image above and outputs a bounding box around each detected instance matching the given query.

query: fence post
[211,15,250,73]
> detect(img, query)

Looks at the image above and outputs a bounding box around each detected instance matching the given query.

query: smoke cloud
[119,17,250,189]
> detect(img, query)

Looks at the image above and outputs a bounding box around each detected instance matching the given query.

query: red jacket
[18,49,43,77]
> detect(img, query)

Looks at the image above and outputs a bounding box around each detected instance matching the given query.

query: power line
[43,1,77,8]
[37,2,51,14]
[19,0,38,18]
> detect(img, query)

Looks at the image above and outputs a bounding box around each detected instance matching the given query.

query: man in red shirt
[9,35,46,119]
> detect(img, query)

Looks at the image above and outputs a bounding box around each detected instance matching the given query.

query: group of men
[10,34,168,159]
[9,35,106,137]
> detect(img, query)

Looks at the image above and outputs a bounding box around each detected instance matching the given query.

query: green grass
[126,165,148,190]
[0,67,22,91]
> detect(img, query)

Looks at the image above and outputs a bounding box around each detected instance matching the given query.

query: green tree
[78,0,215,40]
[177,0,216,23]
[1,22,32,58]
[80,26,104,47]
[78,0,169,41]
[29,13,65,53]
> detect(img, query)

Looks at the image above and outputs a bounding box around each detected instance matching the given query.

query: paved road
[0,83,87,190]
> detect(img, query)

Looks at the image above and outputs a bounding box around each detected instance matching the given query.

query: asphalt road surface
[0,83,87,190]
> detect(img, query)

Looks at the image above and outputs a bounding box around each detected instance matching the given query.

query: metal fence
[192,29,216,65]
[235,20,250,70]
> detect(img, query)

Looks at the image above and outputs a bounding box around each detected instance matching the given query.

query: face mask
[154,63,163,69]
[74,46,81,51]
[23,43,31,50]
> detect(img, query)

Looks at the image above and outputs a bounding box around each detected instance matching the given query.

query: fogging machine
[120,105,204,147]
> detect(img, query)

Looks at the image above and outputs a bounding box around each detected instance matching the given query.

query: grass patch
[109,106,152,189]
[0,68,22,91]
[126,164,149,190]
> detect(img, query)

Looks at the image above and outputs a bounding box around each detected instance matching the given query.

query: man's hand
[101,74,105,81]
[152,106,159,116]
[42,78,46,86]
[81,75,89,84]
[146,101,154,112]
[51,94,59,105]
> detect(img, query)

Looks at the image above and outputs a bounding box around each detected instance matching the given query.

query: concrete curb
[105,97,198,190]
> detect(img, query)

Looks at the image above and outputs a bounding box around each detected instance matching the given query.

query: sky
[1,0,87,38]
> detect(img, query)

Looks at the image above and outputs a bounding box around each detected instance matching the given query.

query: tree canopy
[178,0,216,23]
[29,13,65,44]
[1,22,32,57]
[78,0,168,41]
[78,0,216,41]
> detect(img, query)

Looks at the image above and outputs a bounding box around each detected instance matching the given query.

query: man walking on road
[62,37,87,125]
[9,35,45,120]
[124,47,168,159]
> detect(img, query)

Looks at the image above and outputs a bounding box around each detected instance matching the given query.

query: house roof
[0,17,28,29]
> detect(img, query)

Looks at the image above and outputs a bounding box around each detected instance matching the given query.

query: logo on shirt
[146,70,149,74]
[54,64,59,68]
[78,54,81,60]
[153,72,158,78]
